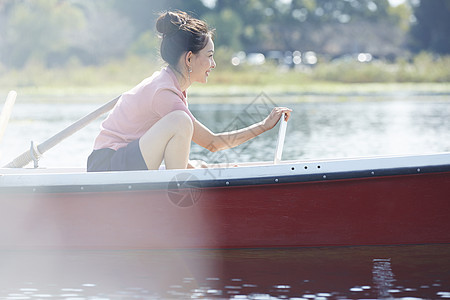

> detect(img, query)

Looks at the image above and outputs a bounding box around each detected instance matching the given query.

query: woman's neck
[168,65,190,92]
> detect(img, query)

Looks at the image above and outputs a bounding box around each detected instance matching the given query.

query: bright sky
[202,0,407,9]
[388,0,406,7]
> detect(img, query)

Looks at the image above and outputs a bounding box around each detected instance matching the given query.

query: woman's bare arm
[192,107,292,152]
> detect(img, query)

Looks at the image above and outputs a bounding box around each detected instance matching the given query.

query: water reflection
[372,258,395,299]
[0,245,449,299]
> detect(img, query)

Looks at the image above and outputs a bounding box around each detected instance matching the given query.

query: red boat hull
[1,171,449,250]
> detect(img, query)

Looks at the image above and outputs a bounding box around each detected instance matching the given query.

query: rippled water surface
[0,94,449,299]
[1,94,449,167]
[1,245,449,299]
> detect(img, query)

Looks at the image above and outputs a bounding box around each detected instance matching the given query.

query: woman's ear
[185,51,193,66]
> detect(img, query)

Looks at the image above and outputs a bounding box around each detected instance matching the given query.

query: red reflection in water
[0,245,449,299]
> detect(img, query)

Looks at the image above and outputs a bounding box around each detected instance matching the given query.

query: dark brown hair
[156,11,214,68]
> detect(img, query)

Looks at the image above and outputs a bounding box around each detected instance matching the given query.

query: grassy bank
[1,53,449,102]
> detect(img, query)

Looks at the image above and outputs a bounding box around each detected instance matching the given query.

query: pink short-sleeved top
[93,67,195,151]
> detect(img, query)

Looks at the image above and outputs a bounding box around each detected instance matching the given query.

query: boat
[1,152,449,250]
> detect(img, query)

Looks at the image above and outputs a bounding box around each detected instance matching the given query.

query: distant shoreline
[2,82,450,104]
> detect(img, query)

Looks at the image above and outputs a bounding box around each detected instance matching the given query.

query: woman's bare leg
[139,110,193,170]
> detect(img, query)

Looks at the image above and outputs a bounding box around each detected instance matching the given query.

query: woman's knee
[164,110,193,135]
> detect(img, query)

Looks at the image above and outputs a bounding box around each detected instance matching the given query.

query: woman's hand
[262,107,292,131]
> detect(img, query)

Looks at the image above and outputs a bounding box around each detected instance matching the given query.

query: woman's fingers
[273,107,292,121]
[263,107,292,130]
[282,108,292,121]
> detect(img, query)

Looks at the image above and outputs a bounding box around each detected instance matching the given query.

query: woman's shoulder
[118,68,184,110]
[136,68,179,94]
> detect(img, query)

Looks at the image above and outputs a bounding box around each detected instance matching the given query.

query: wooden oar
[274,112,287,164]
[0,91,17,145]
[3,95,120,168]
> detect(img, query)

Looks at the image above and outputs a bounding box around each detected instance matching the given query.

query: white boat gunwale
[1,153,449,193]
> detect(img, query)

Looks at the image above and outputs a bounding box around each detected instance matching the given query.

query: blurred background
[0,0,449,96]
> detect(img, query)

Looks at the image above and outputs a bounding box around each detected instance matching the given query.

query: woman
[87,10,291,172]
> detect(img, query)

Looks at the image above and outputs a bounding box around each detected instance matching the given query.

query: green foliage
[129,31,160,58]
[1,51,449,92]
[397,52,450,82]
[312,60,396,83]
[4,0,85,68]
[206,53,450,85]
[204,9,243,50]
[0,0,449,90]
[0,0,445,68]
[0,55,160,88]
[311,53,450,83]
[387,2,412,32]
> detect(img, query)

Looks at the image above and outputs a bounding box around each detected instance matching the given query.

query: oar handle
[274,112,287,164]
[3,147,38,169]
[38,95,120,154]
[4,95,120,168]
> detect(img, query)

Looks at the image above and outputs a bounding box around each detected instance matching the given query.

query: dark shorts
[87,139,148,172]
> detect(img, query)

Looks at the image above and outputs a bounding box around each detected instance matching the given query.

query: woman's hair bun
[156,11,187,36]
[156,10,213,67]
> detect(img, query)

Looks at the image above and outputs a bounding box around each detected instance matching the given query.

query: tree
[409,0,450,54]
[69,1,135,65]
[0,0,416,69]
[204,8,243,50]
[112,0,209,38]
[204,0,406,57]
[2,0,85,68]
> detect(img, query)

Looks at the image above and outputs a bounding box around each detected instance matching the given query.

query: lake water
[1,93,449,168]
[0,93,449,299]
[0,245,449,299]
